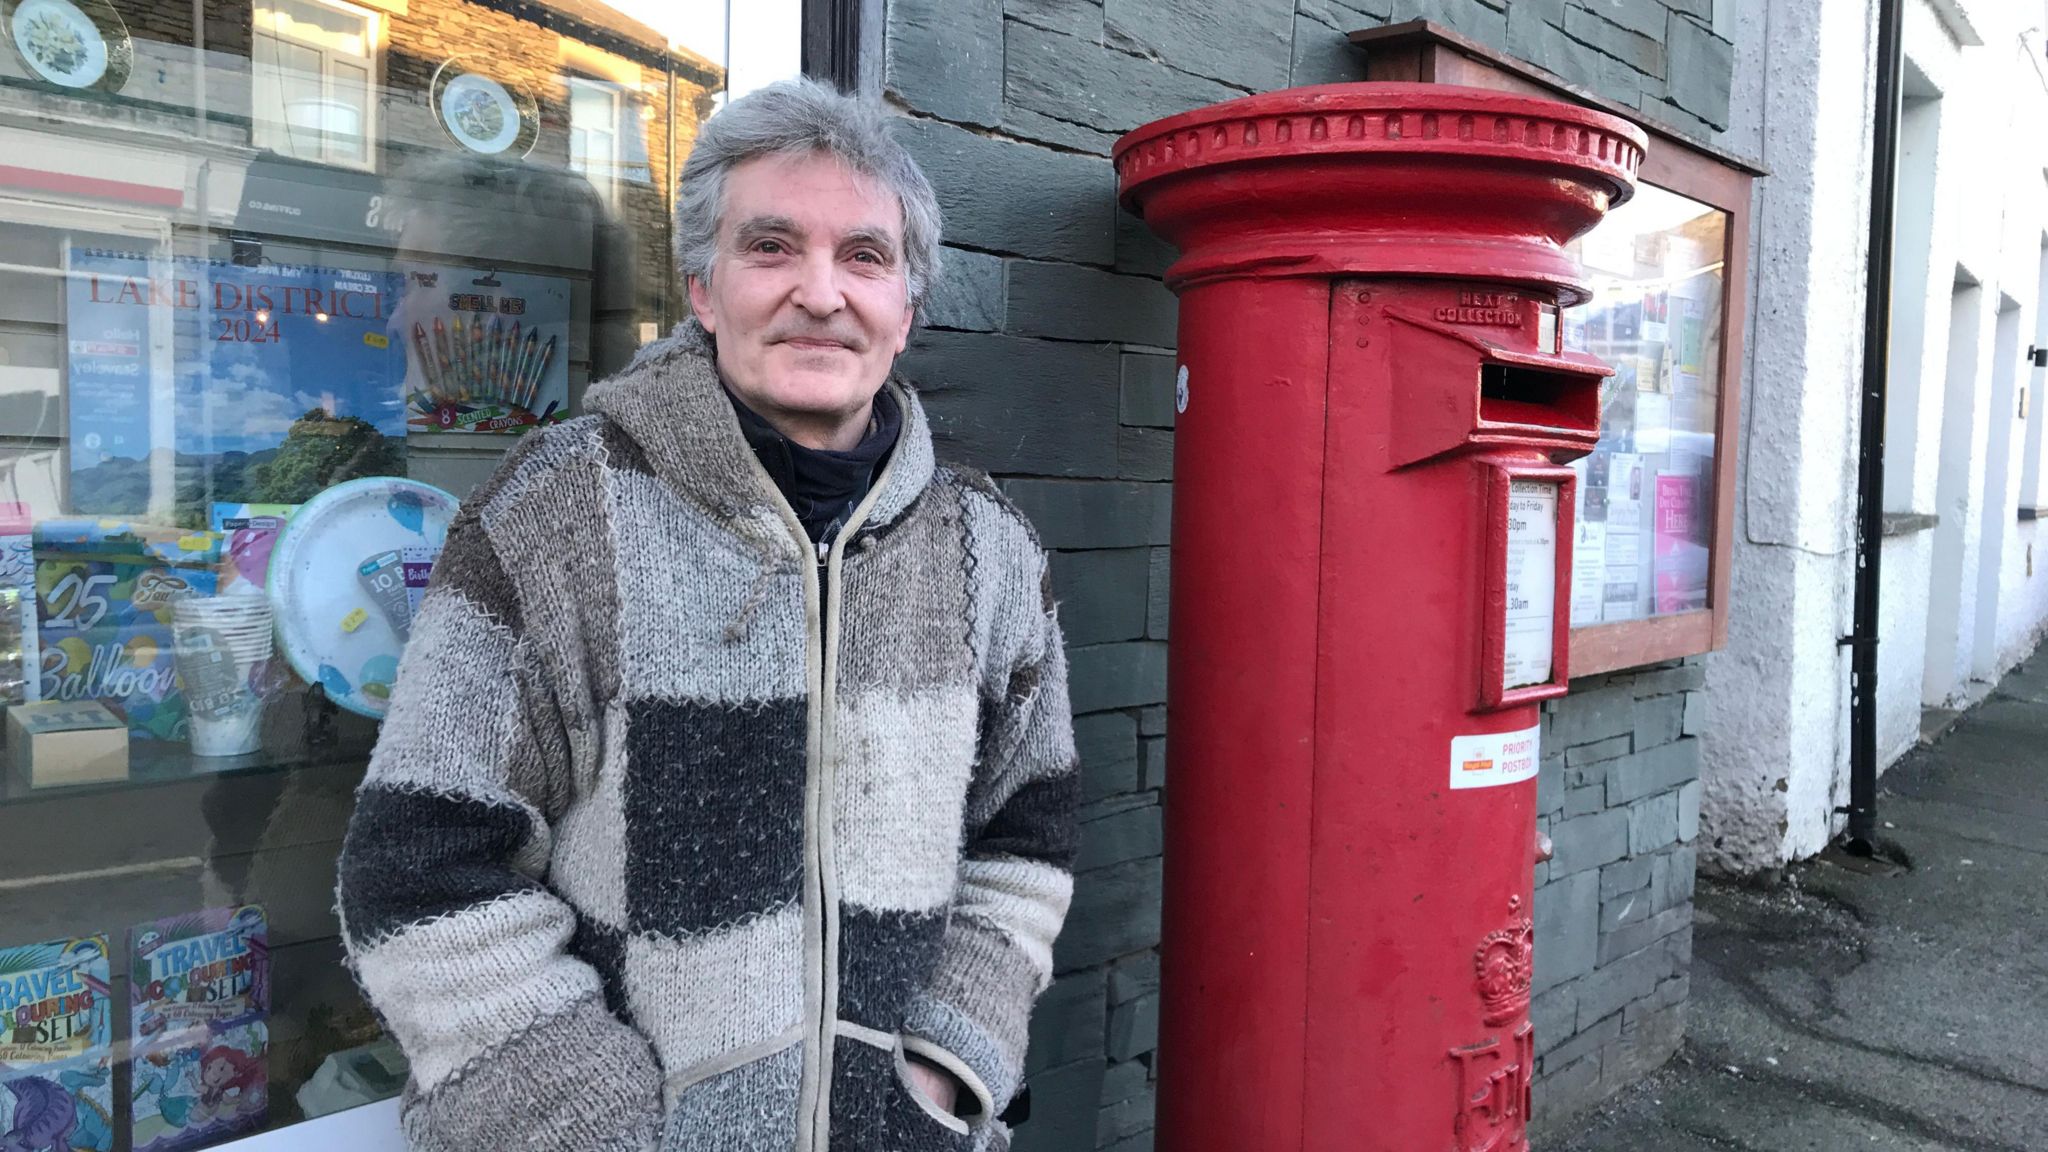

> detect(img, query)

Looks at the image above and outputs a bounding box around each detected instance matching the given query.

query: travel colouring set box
[0,935,115,1152]
[130,906,270,1152]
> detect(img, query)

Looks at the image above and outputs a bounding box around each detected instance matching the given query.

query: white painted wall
[2016,242,2048,509]
[1898,2,2048,717]
[1881,88,1941,514]
[1697,0,1872,872]
[1878,532,1932,764]
[1698,0,2048,872]
[1974,299,2024,680]
[1925,280,1991,705]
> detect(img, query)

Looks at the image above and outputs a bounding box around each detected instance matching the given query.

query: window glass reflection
[1563,184,1728,626]
[0,1,728,1147]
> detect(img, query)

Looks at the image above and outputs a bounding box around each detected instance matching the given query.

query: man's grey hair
[674,77,942,341]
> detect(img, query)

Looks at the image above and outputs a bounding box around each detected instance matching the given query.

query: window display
[0,1,739,1147]
[1562,184,1728,629]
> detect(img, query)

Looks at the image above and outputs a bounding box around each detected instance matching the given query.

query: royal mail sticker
[1450,723,1541,790]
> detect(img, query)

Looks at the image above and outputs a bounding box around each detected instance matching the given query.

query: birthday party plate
[267,477,458,719]
[430,58,538,157]
[4,0,131,92]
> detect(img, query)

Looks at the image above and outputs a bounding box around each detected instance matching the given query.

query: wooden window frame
[1351,20,1763,677]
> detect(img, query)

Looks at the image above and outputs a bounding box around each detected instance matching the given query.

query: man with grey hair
[336,78,1080,1152]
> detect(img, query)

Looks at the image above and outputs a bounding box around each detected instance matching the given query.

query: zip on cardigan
[734,393,907,1152]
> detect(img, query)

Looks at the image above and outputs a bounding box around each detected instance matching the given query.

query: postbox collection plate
[1481,459,1577,710]
[1502,479,1559,692]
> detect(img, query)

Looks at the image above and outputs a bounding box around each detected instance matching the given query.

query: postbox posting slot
[1379,305,1610,469]
[1479,363,1598,432]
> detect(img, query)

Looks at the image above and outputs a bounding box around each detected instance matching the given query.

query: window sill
[219,1098,401,1152]
[1882,511,1939,537]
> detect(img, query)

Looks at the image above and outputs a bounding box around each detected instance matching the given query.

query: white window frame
[250,0,381,172]
[567,75,624,210]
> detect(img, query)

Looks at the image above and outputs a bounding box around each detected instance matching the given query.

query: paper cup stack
[171,592,276,757]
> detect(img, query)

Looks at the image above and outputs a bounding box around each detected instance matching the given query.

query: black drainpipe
[1845,0,1907,855]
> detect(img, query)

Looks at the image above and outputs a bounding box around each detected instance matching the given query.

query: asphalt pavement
[1536,648,2048,1151]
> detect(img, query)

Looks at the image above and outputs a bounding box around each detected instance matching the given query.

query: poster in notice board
[1654,473,1708,614]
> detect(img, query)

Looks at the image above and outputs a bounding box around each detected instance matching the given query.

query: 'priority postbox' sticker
[1450,723,1541,790]
[1175,365,1189,414]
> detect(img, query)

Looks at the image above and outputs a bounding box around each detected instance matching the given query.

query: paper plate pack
[267,478,457,719]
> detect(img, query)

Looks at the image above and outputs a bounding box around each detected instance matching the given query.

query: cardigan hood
[584,336,936,555]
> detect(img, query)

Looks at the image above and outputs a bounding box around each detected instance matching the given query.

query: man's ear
[687,275,718,335]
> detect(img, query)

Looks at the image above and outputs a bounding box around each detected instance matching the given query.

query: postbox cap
[1114,83,1646,302]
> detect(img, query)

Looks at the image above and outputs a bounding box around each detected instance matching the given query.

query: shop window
[0,1,757,1148]
[1561,186,1727,630]
[252,0,379,171]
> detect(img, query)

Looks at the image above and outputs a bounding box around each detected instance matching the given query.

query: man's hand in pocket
[906,1055,961,1115]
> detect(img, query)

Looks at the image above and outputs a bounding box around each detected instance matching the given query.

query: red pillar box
[1115,86,1644,1152]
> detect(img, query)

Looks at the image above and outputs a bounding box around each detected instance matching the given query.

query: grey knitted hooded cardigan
[335,337,1080,1152]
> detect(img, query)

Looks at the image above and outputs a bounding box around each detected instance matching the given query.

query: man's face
[689,150,914,439]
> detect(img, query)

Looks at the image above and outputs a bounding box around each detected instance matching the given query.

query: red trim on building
[0,164,184,207]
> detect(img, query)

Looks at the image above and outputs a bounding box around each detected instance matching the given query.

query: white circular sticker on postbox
[1175,365,1189,414]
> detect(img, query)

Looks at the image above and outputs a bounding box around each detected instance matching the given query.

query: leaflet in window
[63,250,408,523]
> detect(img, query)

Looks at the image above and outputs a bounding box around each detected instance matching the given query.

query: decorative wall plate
[3,0,130,93]
[267,477,458,720]
[429,58,538,157]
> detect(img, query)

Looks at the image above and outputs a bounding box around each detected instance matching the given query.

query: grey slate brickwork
[879,0,1731,1144]
[1533,661,1705,1118]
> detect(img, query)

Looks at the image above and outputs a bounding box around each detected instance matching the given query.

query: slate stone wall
[1531,660,1706,1119]
[882,1,1734,1145]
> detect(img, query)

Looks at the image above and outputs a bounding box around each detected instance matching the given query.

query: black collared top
[727,386,903,544]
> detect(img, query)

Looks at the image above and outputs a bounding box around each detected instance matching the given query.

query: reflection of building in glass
[1563,186,1728,627]
[0,4,720,1140]
[0,0,722,524]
